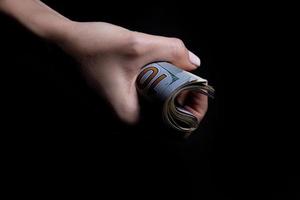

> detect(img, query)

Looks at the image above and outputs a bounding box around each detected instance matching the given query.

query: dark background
[1,1,298,199]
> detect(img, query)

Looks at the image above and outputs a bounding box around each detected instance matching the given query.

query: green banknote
[136,62,214,133]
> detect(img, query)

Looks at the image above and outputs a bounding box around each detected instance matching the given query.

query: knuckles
[122,32,147,57]
[169,38,187,59]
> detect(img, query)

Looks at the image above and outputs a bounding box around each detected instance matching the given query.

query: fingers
[176,91,208,121]
[186,92,208,121]
[133,32,201,71]
[133,33,206,121]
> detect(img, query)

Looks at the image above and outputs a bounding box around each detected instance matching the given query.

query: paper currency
[136,62,214,133]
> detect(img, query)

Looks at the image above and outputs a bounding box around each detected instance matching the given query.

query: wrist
[42,17,76,43]
[0,0,75,42]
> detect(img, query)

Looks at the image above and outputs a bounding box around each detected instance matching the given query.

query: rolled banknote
[136,62,214,133]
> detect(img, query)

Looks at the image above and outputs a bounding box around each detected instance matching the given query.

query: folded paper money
[136,62,214,133]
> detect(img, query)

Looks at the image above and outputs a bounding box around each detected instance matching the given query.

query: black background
[1,1,298,199]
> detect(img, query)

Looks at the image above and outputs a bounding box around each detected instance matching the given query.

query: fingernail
[188,51,201,67]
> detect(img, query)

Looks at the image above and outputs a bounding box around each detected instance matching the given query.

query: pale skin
[0,0,208,124]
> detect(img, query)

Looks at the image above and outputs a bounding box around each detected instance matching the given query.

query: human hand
[57,22,208,124]
[0,0,208,125]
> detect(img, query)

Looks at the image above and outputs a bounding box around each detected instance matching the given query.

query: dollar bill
[136,62,214,134]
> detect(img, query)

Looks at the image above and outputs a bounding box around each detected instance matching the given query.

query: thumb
[135,33,201,71]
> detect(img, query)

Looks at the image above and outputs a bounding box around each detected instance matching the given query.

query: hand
[58,21,207,124]
[0,1,208,125]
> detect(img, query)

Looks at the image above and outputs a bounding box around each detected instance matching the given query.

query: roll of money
[136,62,214,133]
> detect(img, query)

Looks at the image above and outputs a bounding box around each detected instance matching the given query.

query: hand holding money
[137,62,214,133]
[0,0,213,131]
[55,22,203,124]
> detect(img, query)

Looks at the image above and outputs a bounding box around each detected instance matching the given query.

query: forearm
[0,0,73,41]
